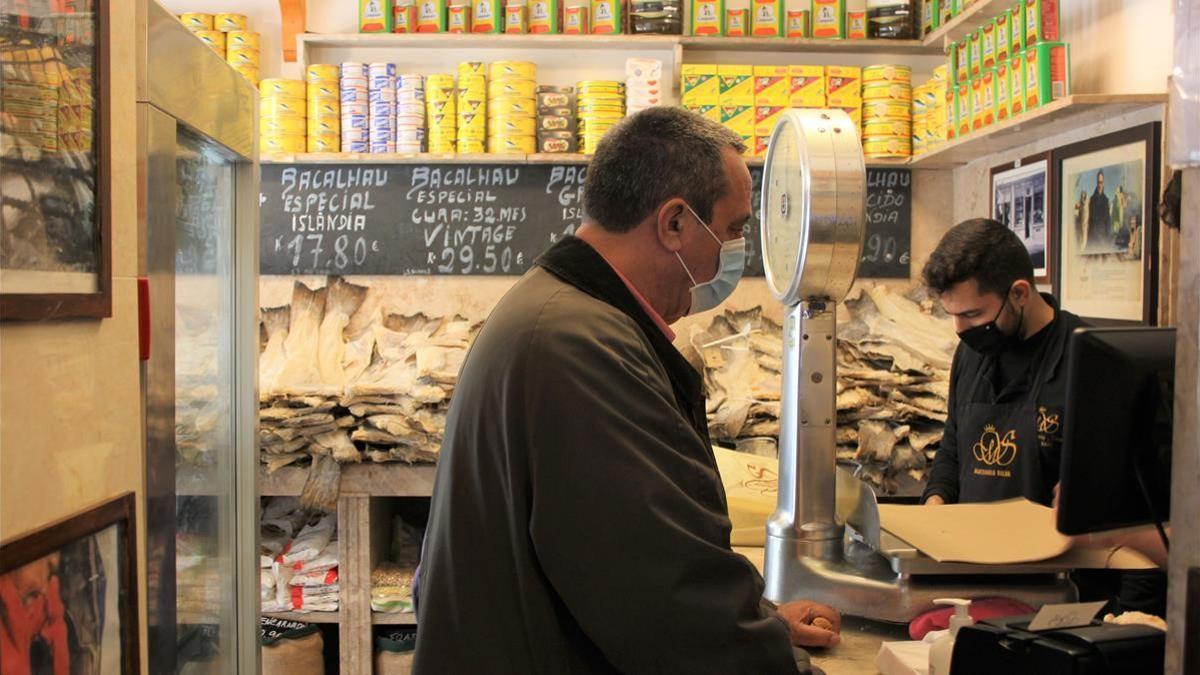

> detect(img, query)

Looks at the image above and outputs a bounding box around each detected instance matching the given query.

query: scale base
[763,534,1078,623]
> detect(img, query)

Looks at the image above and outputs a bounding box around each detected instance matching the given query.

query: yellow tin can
[862,118,912,137]
[862,135,911,157]
[307,135,340,153]
[308,100,340,118]
[225,46,260,66]
[193,30,226,49]
[260,79,306,100]
[426,73,456,88]
[458,140,486,154]
[489,61,537,81]
[862,82,913,101]
[488,96,537,117]
[307,118,341,135]
[261,96,307,117]
[179,13,213,29]
[427,98,457,117]
[225,30,260,50]
[307,82,339,100]
[428,140,457,153]
[232,63,259,85]
[488,79,537,99]
[214,13,248,31]
[306,64,341,84]
[261,115,307,135]
[488,136,536,154]
[490,115,537,136]
[261,133,307,153]
[458,61,485,79]
[457,116,487,136]
[862,99,911,119]
[863,64,912,85]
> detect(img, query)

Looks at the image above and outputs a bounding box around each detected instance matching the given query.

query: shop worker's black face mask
[958,289,1024,356]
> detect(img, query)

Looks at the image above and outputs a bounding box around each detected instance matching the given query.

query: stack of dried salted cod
[682,284,957,495]
[258,276,477,510]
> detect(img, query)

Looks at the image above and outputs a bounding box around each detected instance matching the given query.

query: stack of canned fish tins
[457,62,487,154]
[537,87,577,153]
[860,64,912,160]
[177,12,260,84]
[427,74,458,153]
[396,74,426,154]
[577,80,625,155]
[911,64,948,156]
[306,65,341,153]
[488,61,538,154]
[369,63,396,153]
[259,78,307,154]
[341,63,370,153]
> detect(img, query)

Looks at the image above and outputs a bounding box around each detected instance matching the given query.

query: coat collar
[535,236,708,431]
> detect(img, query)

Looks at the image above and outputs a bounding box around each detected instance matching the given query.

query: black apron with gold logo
[956,325,1065,505]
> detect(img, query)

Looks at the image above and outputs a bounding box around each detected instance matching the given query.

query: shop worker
[414,107,840,674]
[921,218,1085,506]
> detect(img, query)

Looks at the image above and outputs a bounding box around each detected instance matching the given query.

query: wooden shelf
[910,94,1168,168]
[263,610,342,624]
[923,0,1012,48]
[264,151,908,169]
[372,612,418,625]
[259,463,437,497]
[680,36,938,55]
[298,32,940,55]
[261,152,592,165]
[299,32,680,52]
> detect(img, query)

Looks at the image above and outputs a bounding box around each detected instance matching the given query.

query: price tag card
[1026,601,1107,632]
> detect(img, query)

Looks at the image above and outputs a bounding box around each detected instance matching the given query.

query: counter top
[734,547,908,675]
[807,616,909,675]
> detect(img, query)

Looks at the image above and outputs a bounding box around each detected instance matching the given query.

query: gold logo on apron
[1037,406,1061,434]
[972,423,1019,467]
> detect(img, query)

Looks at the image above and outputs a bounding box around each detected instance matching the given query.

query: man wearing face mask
[920,218,1086,507]
[414,107,840,674]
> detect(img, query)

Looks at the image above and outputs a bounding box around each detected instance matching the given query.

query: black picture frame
[0,0,112,321]
[1052,122,1161,325]
[0,493,139,674]
[990,150,1055,288]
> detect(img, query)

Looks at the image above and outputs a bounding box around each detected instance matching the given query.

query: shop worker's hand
[925,495,946,506]
[778,600,842,648]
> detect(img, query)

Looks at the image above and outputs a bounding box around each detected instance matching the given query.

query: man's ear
[656,199,688,253]
[1011,279,1033,303]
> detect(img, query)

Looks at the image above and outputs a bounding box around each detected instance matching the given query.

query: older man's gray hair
[582,107,748,233]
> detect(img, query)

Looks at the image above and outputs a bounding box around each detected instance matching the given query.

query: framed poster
[0,0,111,320]
[0,493,139,674]
[1054,123,1161,324]
[990,152,1054,285]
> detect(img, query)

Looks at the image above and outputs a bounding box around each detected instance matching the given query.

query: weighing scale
[758,109,1076,623]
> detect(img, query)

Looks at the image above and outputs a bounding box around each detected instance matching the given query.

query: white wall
[1061,0,1175,95]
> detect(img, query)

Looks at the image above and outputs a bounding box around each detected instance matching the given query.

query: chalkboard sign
[260,163,589,276]
[858,168,912,279]
[260,162,907,279]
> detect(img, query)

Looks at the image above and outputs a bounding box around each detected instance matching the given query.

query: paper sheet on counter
[877,499,1158,569]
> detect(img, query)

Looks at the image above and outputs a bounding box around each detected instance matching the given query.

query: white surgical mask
[675,204,746,315]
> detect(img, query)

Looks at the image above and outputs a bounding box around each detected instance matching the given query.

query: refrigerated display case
[136,0,259,672]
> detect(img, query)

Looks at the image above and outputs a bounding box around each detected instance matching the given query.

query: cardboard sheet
[877,499,1074,564]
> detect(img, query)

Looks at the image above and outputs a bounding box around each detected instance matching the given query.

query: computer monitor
[1056,327,1175,536]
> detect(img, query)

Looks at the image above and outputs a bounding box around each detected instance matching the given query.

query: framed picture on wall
[0,493,139,674]
[0,0,112,321]
[1053,123,1161,324]
[990,152,1054,286]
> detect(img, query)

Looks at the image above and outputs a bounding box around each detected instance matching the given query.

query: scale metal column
[759,109,1076,622]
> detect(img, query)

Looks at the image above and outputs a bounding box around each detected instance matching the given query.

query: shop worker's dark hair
[583,107,747,233]
[923,218,1035,297]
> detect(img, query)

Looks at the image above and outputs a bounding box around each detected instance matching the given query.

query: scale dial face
[759,109,866,306]
[761,114,809,304]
